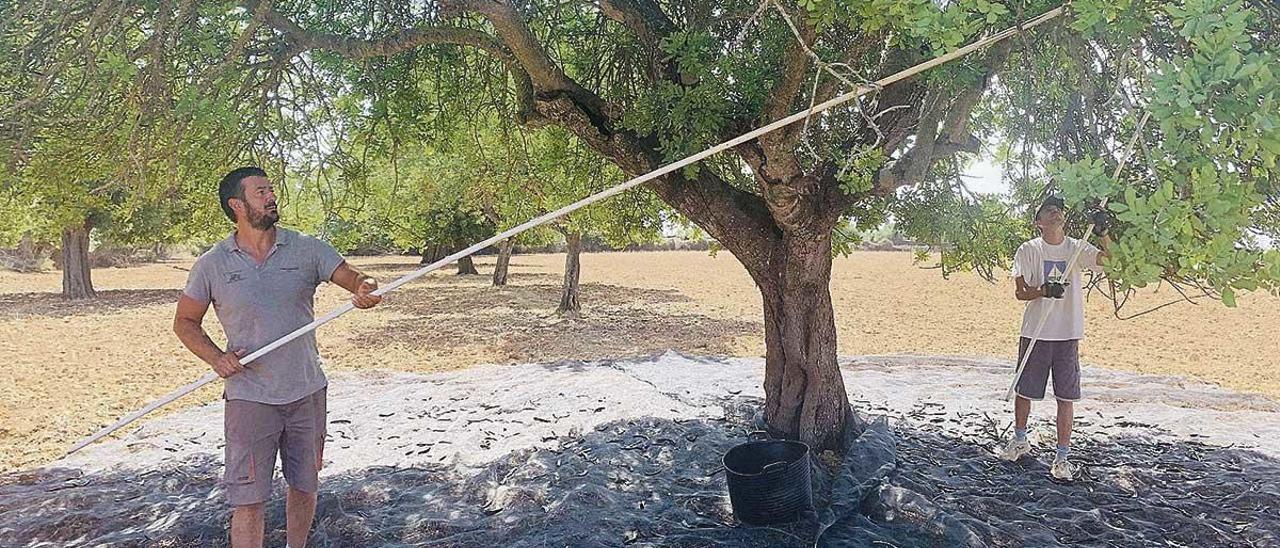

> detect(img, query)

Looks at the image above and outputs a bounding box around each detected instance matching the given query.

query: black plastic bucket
[723,432,813,525]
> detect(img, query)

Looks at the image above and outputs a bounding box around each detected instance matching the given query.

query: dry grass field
[2,249,1277,472]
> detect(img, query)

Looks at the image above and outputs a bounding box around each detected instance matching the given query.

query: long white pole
[66,6,1067,456]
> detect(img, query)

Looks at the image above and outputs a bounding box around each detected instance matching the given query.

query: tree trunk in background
[420,243,448,265]
[456,253,479,275]
[492,238,515,286]
[420,241,479,274]
[61,219,96,300]
[1,232,52,272]
[557,232,582,315]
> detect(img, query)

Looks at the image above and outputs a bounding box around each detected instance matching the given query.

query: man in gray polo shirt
[174,166,382,548]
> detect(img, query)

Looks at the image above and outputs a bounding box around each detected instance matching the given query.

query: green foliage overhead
[3,0,1277,315]
[895,0,1279,309]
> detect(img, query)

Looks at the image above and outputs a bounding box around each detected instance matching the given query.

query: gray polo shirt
[183,228,345,404]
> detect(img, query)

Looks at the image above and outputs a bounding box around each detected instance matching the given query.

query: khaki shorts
[1015,338,1081,402]
[223,387,327,507]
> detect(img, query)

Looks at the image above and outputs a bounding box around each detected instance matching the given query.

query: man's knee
[233,502,265,518]
[288,486,318,499]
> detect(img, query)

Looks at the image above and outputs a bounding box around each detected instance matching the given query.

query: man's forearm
[1016,287,1044,301]
[333,262,375,294]
[347,265,373,287]
[174,319,225,366]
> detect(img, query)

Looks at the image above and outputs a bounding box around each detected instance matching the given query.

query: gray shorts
[223,386,327,506]
[1015,338,1081,402]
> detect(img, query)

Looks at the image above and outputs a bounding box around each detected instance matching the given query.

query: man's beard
[247,205,279,230]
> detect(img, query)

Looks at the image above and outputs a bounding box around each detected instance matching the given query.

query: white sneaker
[1000,438,1032,461]
[1050,457,1078,480]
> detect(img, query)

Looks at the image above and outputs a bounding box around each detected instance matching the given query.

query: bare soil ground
[1,250,1277,472]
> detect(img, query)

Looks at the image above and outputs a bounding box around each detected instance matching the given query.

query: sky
[961,156,1011,196]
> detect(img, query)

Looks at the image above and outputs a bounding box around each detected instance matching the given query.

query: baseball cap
[1035,195,1065,219]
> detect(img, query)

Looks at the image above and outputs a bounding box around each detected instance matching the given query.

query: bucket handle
[747,430,771,441]
[761,461,789,474]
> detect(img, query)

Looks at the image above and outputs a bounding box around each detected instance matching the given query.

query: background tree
[519,127,667,315]
[0,1,282,297]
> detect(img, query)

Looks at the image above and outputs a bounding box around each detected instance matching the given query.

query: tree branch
[255,0,781,278]
[760,19,816,133]
[211,0,274,77]
[247,0,542,123]
[874,42,1012,193]
[597,0,679,83]
[597,0,675,48]
[451,0,612,132]
[660,170,782,278]
[811,29,889,106]
[866,45,929,152]
[252,2,493,59]
[534,92,780,276]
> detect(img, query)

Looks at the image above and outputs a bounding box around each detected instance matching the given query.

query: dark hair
[218,166,267,222]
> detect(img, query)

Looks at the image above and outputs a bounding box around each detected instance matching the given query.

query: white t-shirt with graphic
[1011,236,1103,341]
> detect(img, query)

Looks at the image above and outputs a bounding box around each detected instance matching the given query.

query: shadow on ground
[349,284,761,362]
[0,289,182,320]
[2,397,1275,547]
[354,259,545,278]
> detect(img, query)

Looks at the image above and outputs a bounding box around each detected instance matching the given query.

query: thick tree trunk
[758,231,851,452]
[557,232,582,315]
[484,56,855,451]
[492,238,515,286]
[456,254,479,275]
[61,219,96,300]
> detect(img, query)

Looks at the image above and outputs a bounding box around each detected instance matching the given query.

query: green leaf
[1221,287,1237,307]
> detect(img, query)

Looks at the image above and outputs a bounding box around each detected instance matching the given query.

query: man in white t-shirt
[1000,195,1111,481]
